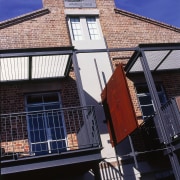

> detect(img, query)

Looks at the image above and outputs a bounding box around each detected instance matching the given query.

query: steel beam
[140,50,180,180]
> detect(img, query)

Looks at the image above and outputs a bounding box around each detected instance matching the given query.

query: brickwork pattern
[0,1,70,49]
[0,84,24,114]
[0,78,80,156]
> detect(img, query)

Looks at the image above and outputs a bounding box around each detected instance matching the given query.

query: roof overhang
[0,46,74,82]
[124,43,180,74]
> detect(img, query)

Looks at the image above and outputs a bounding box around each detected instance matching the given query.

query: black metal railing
[161,97,180,143]
[139,96,180,148]
[0,106,101,160]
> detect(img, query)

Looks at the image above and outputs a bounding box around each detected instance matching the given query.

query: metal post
[72,51,87,107]
[72,51,94,145]
[94,59,122,179]
[140,52,167,143]
[128,135,138,169]
[94,58,103,91]
[140,50,180,179]
[114,147,123,180]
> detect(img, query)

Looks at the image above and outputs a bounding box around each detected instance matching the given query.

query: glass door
[26,93,66,155]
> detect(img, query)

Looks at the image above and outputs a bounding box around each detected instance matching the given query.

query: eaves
[114,8,180,33]
[0,8,50,30]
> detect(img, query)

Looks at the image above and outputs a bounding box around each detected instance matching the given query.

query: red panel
[101,64,138,146]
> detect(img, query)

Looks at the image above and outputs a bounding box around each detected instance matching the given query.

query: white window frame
[68,16,101,41]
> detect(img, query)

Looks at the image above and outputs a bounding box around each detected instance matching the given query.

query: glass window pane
[86,17,100,40]
[27,95,42,104]
[29,115,44,130]
[32,143,48,154]
[141,106,154,117]
[46,113,63,128]
[43,93,59,103]
[75,24,80,29]
[92,24,96,28]
[45,104,60,110]
[30,130,47,143]
[70,17,82,41]
[50,140,66,152]
[136,86,149,94]
[27,106,43,112]
[139,96,152,105]
[159,93,166,104]
[51,127,65,140]
[89,29,94,34]
[77,30,82,35]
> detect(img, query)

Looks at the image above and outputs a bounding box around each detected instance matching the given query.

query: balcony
[159,96,180,145]
[139,96,180,155]
[1,106,102,177]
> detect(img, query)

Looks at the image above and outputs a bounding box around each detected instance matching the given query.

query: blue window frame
[26,92,67,155]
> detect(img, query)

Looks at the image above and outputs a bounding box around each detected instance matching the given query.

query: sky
[0,0,43,22]
[0,0,180,28]
[115,0,180,27]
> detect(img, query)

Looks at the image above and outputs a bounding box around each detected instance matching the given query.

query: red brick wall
[0,84,24,114]
[0,1,70,49]
[61,76,80,108]
[0,79,80,114]
[160,71,180,99]
[96,0,180,48]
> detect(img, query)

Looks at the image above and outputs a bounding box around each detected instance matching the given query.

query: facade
[0,0,180,179]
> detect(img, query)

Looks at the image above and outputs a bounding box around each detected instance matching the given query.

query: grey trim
[1,154,102,174]
[65,9,99,15]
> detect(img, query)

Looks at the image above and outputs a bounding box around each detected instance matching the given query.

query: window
[26,92,67,155]
[70,17,83,40]
[136,84,166,120]
[86,17,100,40]
[69,16,100,41]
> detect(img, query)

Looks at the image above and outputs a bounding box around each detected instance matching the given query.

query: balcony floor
[1,147,102,179]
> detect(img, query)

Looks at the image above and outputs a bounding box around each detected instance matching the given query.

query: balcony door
[26,92,67,155]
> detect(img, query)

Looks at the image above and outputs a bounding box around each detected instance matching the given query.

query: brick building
[0,0,180,179]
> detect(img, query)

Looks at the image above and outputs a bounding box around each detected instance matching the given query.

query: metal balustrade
[161,97,180,143]
[0,106,101,160]
[141,96,180,146]
[99,161,121,180]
